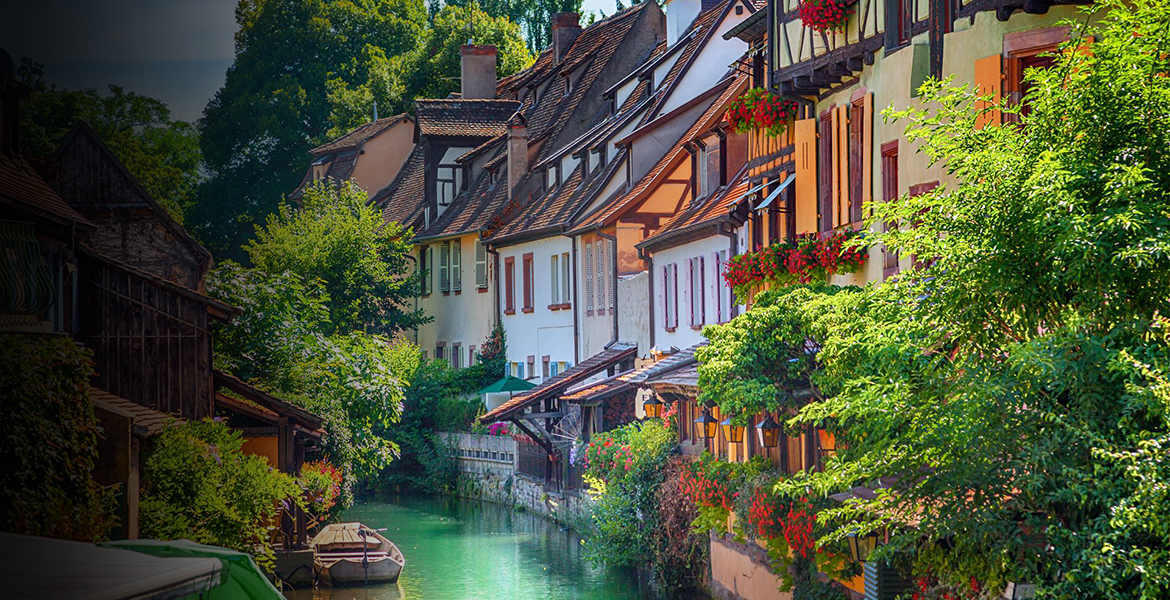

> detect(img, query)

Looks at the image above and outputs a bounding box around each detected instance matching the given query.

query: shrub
[140,419,300,565]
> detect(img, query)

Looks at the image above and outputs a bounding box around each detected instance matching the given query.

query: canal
[283,495,659,600]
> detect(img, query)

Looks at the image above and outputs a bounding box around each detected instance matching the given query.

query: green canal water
[283,495,668,600]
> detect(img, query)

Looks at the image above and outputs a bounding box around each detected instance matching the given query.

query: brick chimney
[461,45,498,100]
[507,113,528,199]
[551,13,582,63]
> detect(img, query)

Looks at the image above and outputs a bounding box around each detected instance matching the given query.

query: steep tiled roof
[90,387,175,436]
[478,344,638,423]
[570,74,746,235]
[415,99,521,138]
[638,167,751,251]
[0,152,93,228]
[310,114,409,155]
[372,144,427,231]
[414,158,510,242]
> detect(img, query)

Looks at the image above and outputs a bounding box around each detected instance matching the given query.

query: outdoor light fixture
[695,409,719,440]
[703,399,721,421]
[642,394,663,419]
[721,418,745,443]
[846,530,879,563]
[755,414,781,448]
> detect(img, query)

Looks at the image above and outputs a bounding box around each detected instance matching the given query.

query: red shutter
[505,257,515,312]
[818,111,834,233]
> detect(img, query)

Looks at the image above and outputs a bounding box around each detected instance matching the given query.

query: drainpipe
[571,236,580,363]
[639,245,655,350]
[405,253,420,345]
[596,227,619,348]
[719,222,740,319]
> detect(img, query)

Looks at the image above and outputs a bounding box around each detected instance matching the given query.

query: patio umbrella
[478,374,537,397]
[100,538,284,599]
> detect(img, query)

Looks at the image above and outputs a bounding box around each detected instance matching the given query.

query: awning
[736,181,768,205]
[478,344,638,423]
[1,532,224,600]
[101,539,285,599]
[755,176,796,211]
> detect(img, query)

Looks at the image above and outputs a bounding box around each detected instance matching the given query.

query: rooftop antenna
[373,99,378,121]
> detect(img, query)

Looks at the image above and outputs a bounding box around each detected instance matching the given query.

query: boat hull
[316,556,403,586]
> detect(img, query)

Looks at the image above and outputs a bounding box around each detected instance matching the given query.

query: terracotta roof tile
[372,144,427,231]
[414,162,510,241]
[415,99,521,138]
[479,344,637,423]
[310,114,409,155]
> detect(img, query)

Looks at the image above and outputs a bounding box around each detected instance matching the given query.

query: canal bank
[283,496,657,600]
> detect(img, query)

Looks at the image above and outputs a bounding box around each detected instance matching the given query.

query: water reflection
[282,496,656,600]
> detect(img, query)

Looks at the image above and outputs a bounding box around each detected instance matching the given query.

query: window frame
[521,253,534,312]
[504,256,516,314]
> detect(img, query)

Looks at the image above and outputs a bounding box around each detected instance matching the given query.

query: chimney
[461,45,498,100]
[507,113,528,199]
[551,13,582,63]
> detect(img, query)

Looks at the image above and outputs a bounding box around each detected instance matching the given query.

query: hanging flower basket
[725,88,801,137]
[722,230,869,302]
[799,0,855,33]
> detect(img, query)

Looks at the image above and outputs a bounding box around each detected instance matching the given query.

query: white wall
[655,4,750,118]
[664,0,701,46]
[436,146,471,219]
[650,233,738,351]
[617,270,651,356]
[416,232,496,369]
[498,235,576,382]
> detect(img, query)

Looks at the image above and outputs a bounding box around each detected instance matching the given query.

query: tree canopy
[697,1,1170,597]
[16,59,202,223]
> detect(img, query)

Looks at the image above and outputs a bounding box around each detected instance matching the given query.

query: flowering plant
[582,437,635,482]
[299,460,343,516]
[726,88,801,137]
[486,421,511,436]
[798,0,854,33]
[723,230,868,302]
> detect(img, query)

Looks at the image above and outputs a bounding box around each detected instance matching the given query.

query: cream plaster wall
[349,120,415,197]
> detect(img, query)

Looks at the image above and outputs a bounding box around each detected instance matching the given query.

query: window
[419,246,432,295]
[511,361,524,379]
[475,239,487,288]
[561,253,571,306]
[596,241,606,315]
[452,240,462,292]
[436,345,445,361]
[662,265,671,330]
[504,256,516,314]
[1004,28,1067,120]
[550,255,560,305]
[885,0,910,50]
[452,344,462,368]
[714,250,730,323]
[527,356,536,380]
[881,141,900,278]
[439,242,450,293]
[585,243,594,313]
[522,253,534,312]
[672,263,679,329]
[697,146,710,199]
[542,356,550,379]
[469,345,477,366]
[689,256,706,327]
[663,263,679,330]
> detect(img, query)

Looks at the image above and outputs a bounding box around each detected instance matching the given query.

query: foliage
[798,0,854,33]
[583,420,677,571]
[451,0,585,55]
[16,58,202,223]
[652,457,709,592]
[396,2,534,102]
[678,453,771,532]
[0,335,115,541]
[207,262,413,502]
[245,180,427,336]
[140,419,300,566]
[721,231,867,303]
[725,88,801,137]
[477,322,508,381]
[298,460,343,518]
[704,2,1170,598]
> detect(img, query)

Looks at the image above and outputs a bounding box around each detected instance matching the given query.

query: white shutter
[475,239,487,288]
[550,255,560,304]
[699,256,706,325]
[607,243,615,309]
[439,242,450,292]
[585,243,594,312]
[452,240,461,292]
[561,253,571,306]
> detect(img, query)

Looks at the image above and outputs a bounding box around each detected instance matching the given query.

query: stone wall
[439,432,593,527]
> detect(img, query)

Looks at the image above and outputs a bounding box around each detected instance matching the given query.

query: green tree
[245,180,428,336]
[699,2,1170,598]
[396,2,534,101]
[449,0,583,55]
[16,59,202,223]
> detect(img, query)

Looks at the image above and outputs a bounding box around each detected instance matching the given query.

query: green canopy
[478,374,537,395]
[100,539,284,599]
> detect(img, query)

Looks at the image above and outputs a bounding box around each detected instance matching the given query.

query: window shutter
[714,252,723,323]
[550,255,559,304]
[452,240,461,291]
[475,240,487,288]
[671,264,679,329]
[523,255,533,309]
[596,241,606,314]
[794,119,818,235]
[439,242,450,292]
[818,112,834,234]
[974,54,1003,129]
[834,105,850,228]
[687,258,695,326]
[662,265,671,329]
[608,246,615,310]
[585,243,594,312]
[700,256,706,325]
[862,93,873,218]
[505,258,515,312]
[561,253,571,306]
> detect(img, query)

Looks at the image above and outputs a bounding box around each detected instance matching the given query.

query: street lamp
[721,418,745,443]
[755,414,781,448]
[846,530,878,563]
[642,394,663,419]
[703,399,721,421]
[694,408,719,440]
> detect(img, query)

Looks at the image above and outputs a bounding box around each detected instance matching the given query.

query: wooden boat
[311,522,405,586]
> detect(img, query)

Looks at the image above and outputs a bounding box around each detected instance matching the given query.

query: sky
[1,0,618,123]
